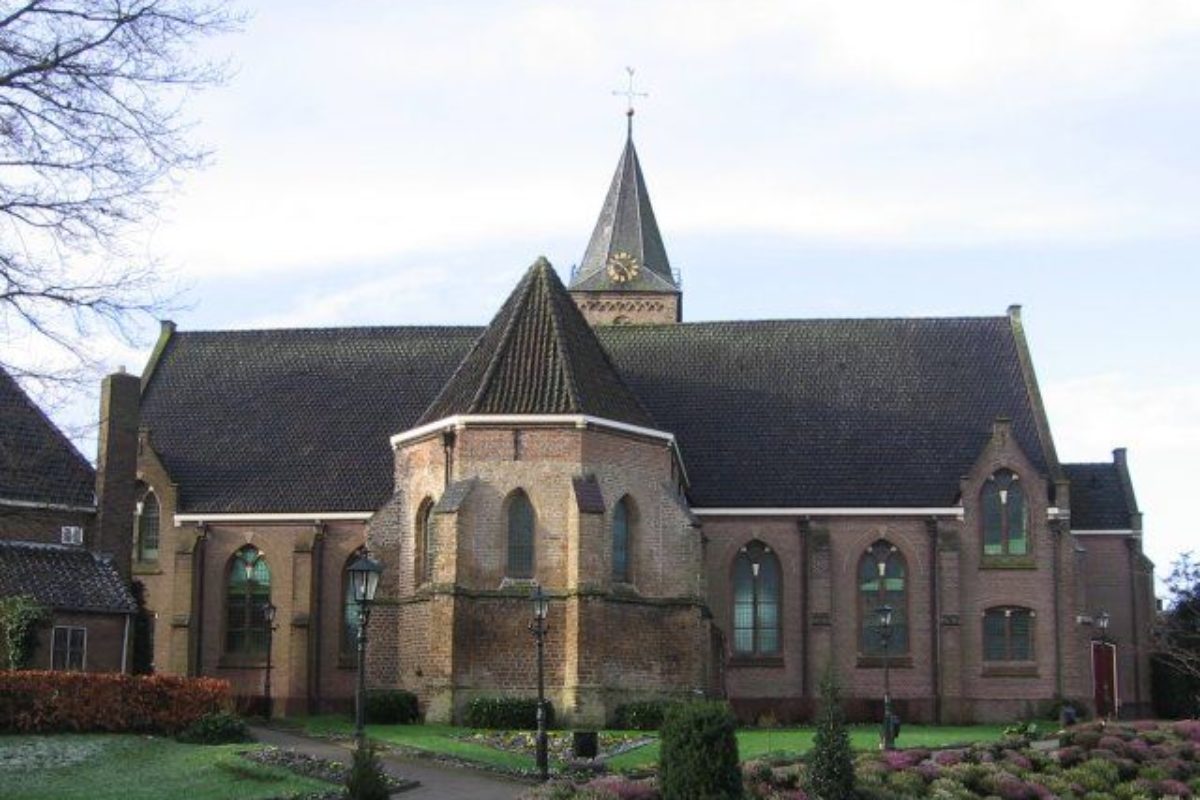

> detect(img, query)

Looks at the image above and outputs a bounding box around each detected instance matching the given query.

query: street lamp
[1096,610,1111,638]
[348,552,383,746]
[876,603,896,751]
[528,585,550,782]
[262,601,277,719]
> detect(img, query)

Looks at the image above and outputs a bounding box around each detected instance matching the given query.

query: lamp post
[348,552,383,747]
[876,603,895,751]
[528,585,550,782]
[262,601,277,719]
[1096,610,1111,638]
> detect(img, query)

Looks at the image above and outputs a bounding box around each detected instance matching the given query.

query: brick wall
[28,611,129,673]
[570,291,680,325]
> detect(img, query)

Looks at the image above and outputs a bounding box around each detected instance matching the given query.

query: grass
[299,715,1008,774]
[0,734,334,800]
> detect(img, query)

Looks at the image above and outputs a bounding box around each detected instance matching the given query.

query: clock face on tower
[606,251,640,283]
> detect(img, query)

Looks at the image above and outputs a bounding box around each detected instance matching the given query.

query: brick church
[122,125,1154,725]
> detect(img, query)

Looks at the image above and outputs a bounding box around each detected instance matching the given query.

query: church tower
[569,117,681,325]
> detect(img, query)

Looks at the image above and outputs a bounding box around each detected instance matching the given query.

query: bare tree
[1154,552,1200,715]
[0,0,238,389]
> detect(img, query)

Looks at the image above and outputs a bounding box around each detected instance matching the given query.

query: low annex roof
[139,285,1053,514]
[1064,461,1138,530]
[0,541,136,613]
[0,368,95,509]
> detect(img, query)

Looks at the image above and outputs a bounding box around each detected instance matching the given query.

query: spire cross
[612,66,648,134]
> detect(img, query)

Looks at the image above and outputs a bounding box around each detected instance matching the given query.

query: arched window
[983,606,1034,661]
[859,540,908,656]
[612,496,632,583]
[342,548,366,657]
[225,546,271,656]
[414,498,435,585]
[732,541,781,656]
[134,483,160,563]
[982,469,1028,556]
[507,490,534,578]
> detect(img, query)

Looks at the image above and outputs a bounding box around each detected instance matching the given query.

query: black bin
[573,730,599,759]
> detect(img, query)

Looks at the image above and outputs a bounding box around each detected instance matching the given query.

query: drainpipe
[310,523,326,714]
[193,524,207,676]
[1126,537,1142,715]
[121,613,131,674]
[1051,519,1064,700]
[927,517,941,723]
[798,517,811,700]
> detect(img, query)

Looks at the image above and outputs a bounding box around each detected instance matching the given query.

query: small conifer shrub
[805,669,855,800]
[346,740,390,800]
[658,700,742,800]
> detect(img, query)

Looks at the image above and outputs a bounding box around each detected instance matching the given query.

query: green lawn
[0,734,333,800]
[300,715,1007,774]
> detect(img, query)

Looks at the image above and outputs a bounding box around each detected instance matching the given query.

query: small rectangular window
[52,626,86,671]
[60,526,83,546]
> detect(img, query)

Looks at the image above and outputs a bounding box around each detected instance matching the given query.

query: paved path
[248,725,530,800]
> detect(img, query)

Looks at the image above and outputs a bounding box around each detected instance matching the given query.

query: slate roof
[570,134,678,293]
[597,317,1049,508]
[140,326,480,513]
[139,296,1053,512]
[1064,462,1135,530]
[0,368,95,509]
[0,541,136,613]
[417,259,655,429]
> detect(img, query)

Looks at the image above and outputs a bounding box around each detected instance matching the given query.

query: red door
[1092,641,1118,718]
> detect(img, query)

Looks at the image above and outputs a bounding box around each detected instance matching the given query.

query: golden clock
[606,251,640,283]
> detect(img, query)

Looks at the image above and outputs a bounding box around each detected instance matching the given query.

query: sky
[15,1,1200,583]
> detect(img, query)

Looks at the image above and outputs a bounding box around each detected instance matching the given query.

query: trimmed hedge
[175,711,249,744]
[366,689,420,724]
[0,671,231,734]
[463,696,555,730]
[659,701,742,800]
[612,699,676,731]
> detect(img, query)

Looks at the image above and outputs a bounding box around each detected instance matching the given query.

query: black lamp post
[1096,610,1111,639]
[262,601,277,719]
[348,552,383,746]
[876,603,895,751]
[528,585,550,782]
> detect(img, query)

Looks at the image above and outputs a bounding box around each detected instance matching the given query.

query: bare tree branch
[0,0,240,388]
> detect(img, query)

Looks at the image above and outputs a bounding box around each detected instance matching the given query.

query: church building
[125,124,1155,725]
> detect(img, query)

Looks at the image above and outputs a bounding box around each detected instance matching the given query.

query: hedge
[365,689,420,724]
[0,671,232,734]
[612,699,677,731]
[463,696,555,730]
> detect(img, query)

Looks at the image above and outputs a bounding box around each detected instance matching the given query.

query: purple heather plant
[1159,777,1194,797]
[934,749,966,767]
[582,776,660,800]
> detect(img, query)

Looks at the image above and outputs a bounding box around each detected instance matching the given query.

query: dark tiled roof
[433,479,476,514]
[417,259,655,429]
[597,317,1049,508]
[1064,463,1133,530]
[570,135,677,293]
[140,326,481,513]
[140,310,1050,512]
[0,369,95,508]
[0,541,135,613]
[573,476,605,514]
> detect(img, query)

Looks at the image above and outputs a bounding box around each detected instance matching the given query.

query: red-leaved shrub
[0,671,231,734]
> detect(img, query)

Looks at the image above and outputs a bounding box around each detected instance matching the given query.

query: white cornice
[174,511,373,525]
[1073,529,1138,536]
[692,507,964,518]
[0,496,95,513]
[390,414,675,447]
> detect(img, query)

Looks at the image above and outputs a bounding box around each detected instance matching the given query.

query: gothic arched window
[134,483,160,563]
[612,496,632,583]
[982,469,1029,557]
[414,497,435,584]
[507,490,534,579]
[983,606,1034,661]
[342,547,366,657]
[859,540,908,656]
[732,541,781,656]
[225,546,271,657]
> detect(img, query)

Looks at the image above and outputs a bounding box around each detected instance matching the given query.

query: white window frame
[60,526,83,546]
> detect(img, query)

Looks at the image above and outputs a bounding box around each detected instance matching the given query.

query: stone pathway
[248,725,530,800]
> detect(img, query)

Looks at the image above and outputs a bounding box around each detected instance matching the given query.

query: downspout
[798,517,811,700]
[310,523,326,714]
[1051,519,1064,699]
[121,613,131,674]
[1126,537,1142,714]
[193,524,207,676]
[927,517,941,723]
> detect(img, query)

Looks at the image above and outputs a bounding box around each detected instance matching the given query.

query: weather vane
[612,66,648,135]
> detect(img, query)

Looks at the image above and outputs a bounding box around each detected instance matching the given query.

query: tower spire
[613,66,646,141]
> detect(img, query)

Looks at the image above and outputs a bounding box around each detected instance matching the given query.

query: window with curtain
[612,496,631,583]
[225,546,271,656]
[732,541,781,656]
[982,469,1029,557]
[507,490,534,578]
[135,483,160,562]
[983,607,1034,661]
[859,540,909,656]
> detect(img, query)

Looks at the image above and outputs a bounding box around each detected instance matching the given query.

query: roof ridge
[467,267,536,414]
[545,267,583,414]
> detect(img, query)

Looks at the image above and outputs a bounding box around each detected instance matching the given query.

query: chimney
[95,371,140,581]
